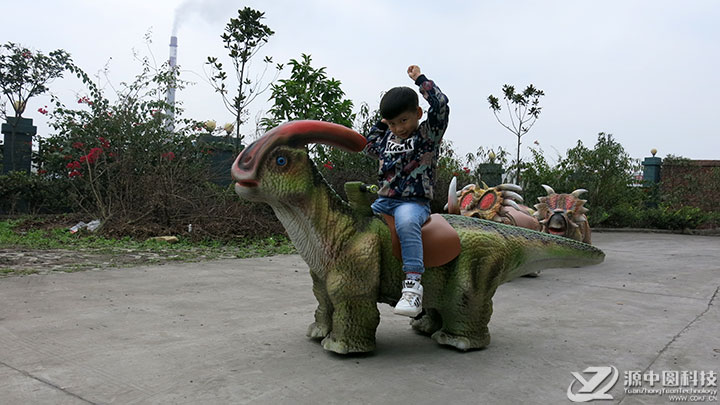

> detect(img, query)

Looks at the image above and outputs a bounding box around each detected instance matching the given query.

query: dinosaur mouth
[547,213,567,235]
[236,180,258,188]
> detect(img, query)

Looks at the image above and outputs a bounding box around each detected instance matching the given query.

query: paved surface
[0,232,718,404]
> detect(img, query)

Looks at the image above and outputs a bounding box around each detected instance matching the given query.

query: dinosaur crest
[533,185,592,243]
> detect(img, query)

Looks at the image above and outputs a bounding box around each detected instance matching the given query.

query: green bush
[0,170,72,214]
[600,203,709,230]
[520,133,646,227]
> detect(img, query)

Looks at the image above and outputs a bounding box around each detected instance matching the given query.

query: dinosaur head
[534,185,589,240]
[232,120,367,204]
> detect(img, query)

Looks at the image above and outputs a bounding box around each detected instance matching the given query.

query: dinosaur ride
[231,120,605,354]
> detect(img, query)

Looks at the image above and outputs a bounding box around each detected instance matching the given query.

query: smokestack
[166,35,178,131]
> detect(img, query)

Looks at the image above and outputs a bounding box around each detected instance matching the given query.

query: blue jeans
[371,196,431,274]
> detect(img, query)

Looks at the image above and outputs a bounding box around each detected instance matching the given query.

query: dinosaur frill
[533,185,592,243]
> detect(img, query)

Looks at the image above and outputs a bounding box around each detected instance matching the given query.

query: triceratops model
[232,120,605,354]
[533,185,592,244]
[446,178,540,231]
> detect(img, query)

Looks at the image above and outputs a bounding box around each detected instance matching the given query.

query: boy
[363,65,450,317]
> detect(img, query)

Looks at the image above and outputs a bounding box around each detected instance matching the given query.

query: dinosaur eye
[276,156,287,166]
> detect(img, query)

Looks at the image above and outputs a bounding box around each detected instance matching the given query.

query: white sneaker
[394,279,423,317]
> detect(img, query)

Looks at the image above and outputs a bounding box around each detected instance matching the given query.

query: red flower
[463,167,471,174]
[38,169,47,175]
[323,161,334,170]
[68,170,82,178]
[66,161,81,169]
[72,142,85,149]
[161,151,176,161]
[37,107,48,115]
[85,147,103,164]
[22,51,31,58]
[98,137,110,149]
[77,96,93,105]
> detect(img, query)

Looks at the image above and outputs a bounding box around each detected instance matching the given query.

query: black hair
[379,87,418,119]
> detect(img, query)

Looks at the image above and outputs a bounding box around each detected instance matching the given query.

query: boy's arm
[408,65,449,141]
[362,120,388,159]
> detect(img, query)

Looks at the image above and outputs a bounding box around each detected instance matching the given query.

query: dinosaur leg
[321,299,379,354]
[307,272,332,339]
[431,257,501,351]
[410,308,443,335]
[432,297,492,351]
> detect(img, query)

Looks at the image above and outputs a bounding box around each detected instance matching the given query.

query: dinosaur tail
[505,229,605,281]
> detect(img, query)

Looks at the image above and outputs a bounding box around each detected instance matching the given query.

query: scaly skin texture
[234,146,605,354]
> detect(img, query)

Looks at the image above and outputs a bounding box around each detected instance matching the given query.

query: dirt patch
[0,247,239,277]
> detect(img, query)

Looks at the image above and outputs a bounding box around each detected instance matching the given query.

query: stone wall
[660,160,720,211]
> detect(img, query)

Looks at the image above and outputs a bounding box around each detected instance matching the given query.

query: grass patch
[0,218,295,259]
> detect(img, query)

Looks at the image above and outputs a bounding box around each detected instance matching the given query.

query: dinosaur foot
[431,329,490,351]
[410,309,442,335]
[306,322,330,339]
[321,333,375,354]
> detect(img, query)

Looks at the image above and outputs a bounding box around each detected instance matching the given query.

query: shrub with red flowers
[35,57,207,222]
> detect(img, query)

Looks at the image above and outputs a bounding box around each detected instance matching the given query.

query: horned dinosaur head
[232,120,367,203]
[533,185,589,239]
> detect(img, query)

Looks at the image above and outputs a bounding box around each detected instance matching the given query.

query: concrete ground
[0,232,718,405]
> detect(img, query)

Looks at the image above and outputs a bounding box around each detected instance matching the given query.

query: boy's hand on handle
[407,65,422,81]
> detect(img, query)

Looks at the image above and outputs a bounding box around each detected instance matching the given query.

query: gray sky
[3,0,719,163]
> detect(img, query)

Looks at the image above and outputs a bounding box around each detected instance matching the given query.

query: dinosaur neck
[270,177,357,274]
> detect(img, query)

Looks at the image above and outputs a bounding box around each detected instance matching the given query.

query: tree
[260,54,355,129]
[261,53,366,197]
[260,54,356,165]
[0,42,71,119]
[206,7,282,149]
[487,84,544,182]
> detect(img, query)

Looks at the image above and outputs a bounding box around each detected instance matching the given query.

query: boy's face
[385,106,422,139]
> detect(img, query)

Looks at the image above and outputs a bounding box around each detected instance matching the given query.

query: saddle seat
[382,213,461,267]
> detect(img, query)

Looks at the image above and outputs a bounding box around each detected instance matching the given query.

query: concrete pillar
[642,157,662,184]
[477,163,504,187]
[2,117,36,174]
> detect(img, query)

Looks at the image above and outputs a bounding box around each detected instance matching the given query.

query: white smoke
[172,0,236,36]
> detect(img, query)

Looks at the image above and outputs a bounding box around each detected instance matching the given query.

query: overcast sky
[3,0,719,163]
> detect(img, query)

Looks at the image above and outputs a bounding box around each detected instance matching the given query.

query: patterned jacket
[363,75,449,200]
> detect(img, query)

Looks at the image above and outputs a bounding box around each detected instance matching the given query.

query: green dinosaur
[232,120,605,354]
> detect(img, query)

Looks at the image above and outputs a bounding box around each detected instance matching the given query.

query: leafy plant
[0,42,71,119]
[488,84,544,182]
[0,171,72,214]
[314,102,378,199]
[259,53,365,196]
[261,54,355,130]
[519,133,644,227]
[433,139,478,212]
[206,7,282,148]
